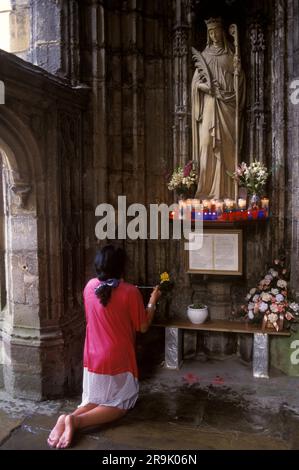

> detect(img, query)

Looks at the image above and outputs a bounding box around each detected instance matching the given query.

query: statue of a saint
[191,18,245,200]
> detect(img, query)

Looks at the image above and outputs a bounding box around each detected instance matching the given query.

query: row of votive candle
[172,197,269,221]
[178,198,269,211]
[203,198,269,212]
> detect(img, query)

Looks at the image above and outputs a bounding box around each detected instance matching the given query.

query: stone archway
[0,109,43,399]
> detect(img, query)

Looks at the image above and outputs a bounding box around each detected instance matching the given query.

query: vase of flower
[241,258,299,332]
[262,313,284,332]
[248,193,261,210]
[228,161,270,204]
[167,161,198,200]
[176,185,197,201]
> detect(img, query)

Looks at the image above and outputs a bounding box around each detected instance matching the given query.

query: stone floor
[1,353,299,451]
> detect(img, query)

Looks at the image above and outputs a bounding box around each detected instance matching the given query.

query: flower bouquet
[156,272,174,319]
[241,258,299,331]
[167,161,198,199]
[158,272,174,294]
[228,161,270,208]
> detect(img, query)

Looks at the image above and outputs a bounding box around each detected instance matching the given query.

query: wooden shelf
[169,218,269,228]
[153,318,290,336]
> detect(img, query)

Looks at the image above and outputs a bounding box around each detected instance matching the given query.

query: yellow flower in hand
[160,272,170,283]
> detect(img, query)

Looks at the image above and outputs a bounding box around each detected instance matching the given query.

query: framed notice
[186,229,243,276]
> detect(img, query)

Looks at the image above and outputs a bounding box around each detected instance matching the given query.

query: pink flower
[286,312,294,321]
[270,304,279,313]
[183,161,193,177]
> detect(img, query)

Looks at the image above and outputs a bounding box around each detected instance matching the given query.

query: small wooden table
[153,319,290,378]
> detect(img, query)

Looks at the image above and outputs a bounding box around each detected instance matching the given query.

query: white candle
[202,199,212,210]
[224,198,234,209]
[261,198,269,209]
[216,200,224,213]
[238,198,247,209]
[192,199,202,211]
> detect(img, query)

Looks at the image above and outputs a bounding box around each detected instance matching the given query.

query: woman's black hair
[94,245,126,306]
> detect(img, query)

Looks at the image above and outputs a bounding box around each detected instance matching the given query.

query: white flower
[265,274,273,281]
[248,311,254,320]
[268,313,278,323]
[253,294,260,302]
[271,288,279,295]
[259,302,269,313]
[246,293,251,301]
[248,302,255,310]
[261,293,272,302]
[277,280,287,288]
[250,288,257,295]
[269,269,278,277]
[289,302,299,312]
[275,294,284,303]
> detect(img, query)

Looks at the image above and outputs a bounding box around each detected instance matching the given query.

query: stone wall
[79,0,174,285]
[0,0,80,81]
[0,50,89,399]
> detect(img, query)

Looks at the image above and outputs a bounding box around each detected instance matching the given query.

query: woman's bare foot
[47,414,66,448]
[56,414,76,449]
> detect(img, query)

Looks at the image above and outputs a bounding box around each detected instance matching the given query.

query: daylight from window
[0,1,12,52]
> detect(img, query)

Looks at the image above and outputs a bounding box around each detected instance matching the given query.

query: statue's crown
[205,17,222,29]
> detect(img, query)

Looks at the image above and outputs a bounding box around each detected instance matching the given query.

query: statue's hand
[197,82,211,94]
[212,79,224,99]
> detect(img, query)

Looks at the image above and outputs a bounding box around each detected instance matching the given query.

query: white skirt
[78,368,139,410]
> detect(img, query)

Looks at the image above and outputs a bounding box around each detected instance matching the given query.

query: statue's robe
[192,44,245,200]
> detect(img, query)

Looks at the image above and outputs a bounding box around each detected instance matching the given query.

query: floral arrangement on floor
[167,161,198,198]
[229,161,270,197]
[240,258,299,331]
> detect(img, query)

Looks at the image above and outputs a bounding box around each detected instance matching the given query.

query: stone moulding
[9,181,31,209]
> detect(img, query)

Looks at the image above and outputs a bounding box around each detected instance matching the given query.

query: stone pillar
[173,0,192,168]
[286,0,299,299]
[0,159,6,313]
[271,0,299,377]
[247,18,266,163]
[1,168,43,398]
[270,0,287,257]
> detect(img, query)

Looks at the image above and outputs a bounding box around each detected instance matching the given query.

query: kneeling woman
[48,245,160,448]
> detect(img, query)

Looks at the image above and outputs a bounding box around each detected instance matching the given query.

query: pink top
[83,279,148,378]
